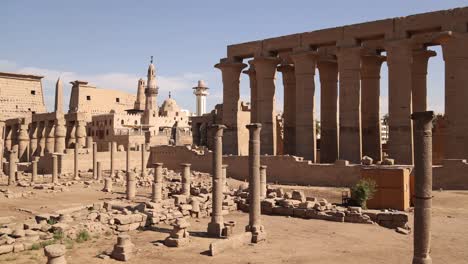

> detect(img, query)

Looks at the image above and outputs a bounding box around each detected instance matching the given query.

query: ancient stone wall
[68,81,135,119]
[0,72,47,120]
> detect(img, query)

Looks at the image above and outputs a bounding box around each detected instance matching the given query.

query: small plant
[64,238,74,249]
[31,243,41,250]
[75,230,90,243]
[39,239,56,248]
[53,230,64,241]
[350,178,377,209]
[47,218,57,225]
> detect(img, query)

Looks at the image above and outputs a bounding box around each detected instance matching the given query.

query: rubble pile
[236,188,409,229]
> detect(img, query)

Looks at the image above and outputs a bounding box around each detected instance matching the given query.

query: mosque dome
[159,93,181,115]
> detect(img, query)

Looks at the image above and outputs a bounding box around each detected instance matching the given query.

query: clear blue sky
[1,0,466,115]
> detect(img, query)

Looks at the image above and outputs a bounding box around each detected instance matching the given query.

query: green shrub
[31,243,41,250]
[53,230,64,241]
[47,218,57,225]
[350,178,377,209]
[76,230,90,243]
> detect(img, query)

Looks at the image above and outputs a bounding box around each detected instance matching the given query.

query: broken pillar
[152,163,164,203]
[181,163,191,196]
[52,154,59,184]
[260,165,267,199]
[96,161,102,181]
[44,244,67,264]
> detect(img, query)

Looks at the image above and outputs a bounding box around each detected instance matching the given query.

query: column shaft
[441,35,468,159]
[141,144,147,178]
[93,143,98,179]
[215,59,247,155]
[278,64,296,155]
[246,123,266,243]
[73,145,79,180]
[337,47,362,163]
[317,60,339,163]
[207,124,226,237]
[260,165,267,199]
[181,163,191,196]
[251,57,281,155]
[152,163,164,202]
[361,54,385,161]
[411,111,434,264]
[52,155,58,184]
[386,42,414,164]
[291,52,317,161]
[412,50,436,112]
[243,64,258,123]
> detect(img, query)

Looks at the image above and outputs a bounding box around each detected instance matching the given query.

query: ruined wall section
[69,82,136,120]
[0,72,47,120]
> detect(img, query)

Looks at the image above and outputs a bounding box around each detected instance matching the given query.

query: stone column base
[207,222,224,238]
[245,225,266,243]
[412,256,432,264]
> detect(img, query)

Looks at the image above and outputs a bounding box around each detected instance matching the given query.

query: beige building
[0,72,47,119]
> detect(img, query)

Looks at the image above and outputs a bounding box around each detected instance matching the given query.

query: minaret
[142,57,159,126]
[54,78,63,113]
[134,78,146,111]
[193,80,209,116]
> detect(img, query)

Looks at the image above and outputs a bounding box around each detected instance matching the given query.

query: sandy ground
[0,181,467,264]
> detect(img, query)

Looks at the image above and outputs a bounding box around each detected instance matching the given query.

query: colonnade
[217,33,468,164]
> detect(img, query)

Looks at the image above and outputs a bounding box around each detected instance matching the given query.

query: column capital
[277,63,294,73]
[361,54,386,78]
[250,56,281,73]
[290,51,318,74]
[180,163,191,167]
[336,46,362,70]
[411,111,435,122]
[211,124,226,137]
[246,123,262,130]
[215,58,247,72]
[153,162,164,167]
[242,64,256,76]
[440,32,468,60]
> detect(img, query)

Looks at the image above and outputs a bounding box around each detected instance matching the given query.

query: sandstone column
[290,51,317,161]
[386,41,414,164]
[8,150,16,186]
[31,157,38,183]
[441,34,468,159]
[126,145,131,173]
[110,142,116,177]
[361,53,385,161]
[260,165,267,199]
[73,144,79,180]
[180,163,191,196]
[411,111,434,264]
[54,120,66,154]
[38,122,46,156]
[126,171,136,200]
[44,244,67,264]
[317,59,339,163]
[337,47,362,163]
[277,63,296,155]
[215,59,247,155]
[86,136,93,149]
[207,124,226,237]
[92,143,98,179]
[96,161,102,181]
[243,63,258,123]
[152,162,164,203]
[412,49,436,112]
[246,123,266,242]
[251,56,280,155]
[18,124,29,162]
[141,144,147,178]
[52,154,59,184]
[29,123,38,159]
[67,124,76,148]
[221,164,228,193]
[45,123,55,155]
[75,121,86,148]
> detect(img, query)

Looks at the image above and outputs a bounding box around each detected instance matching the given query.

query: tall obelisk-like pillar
[246,123,266,243]
[207,124,226,237]
[411,111,434,264]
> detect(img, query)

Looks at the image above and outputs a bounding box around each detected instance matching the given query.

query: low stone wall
[151,146,468,190]
[151,146,361,187]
